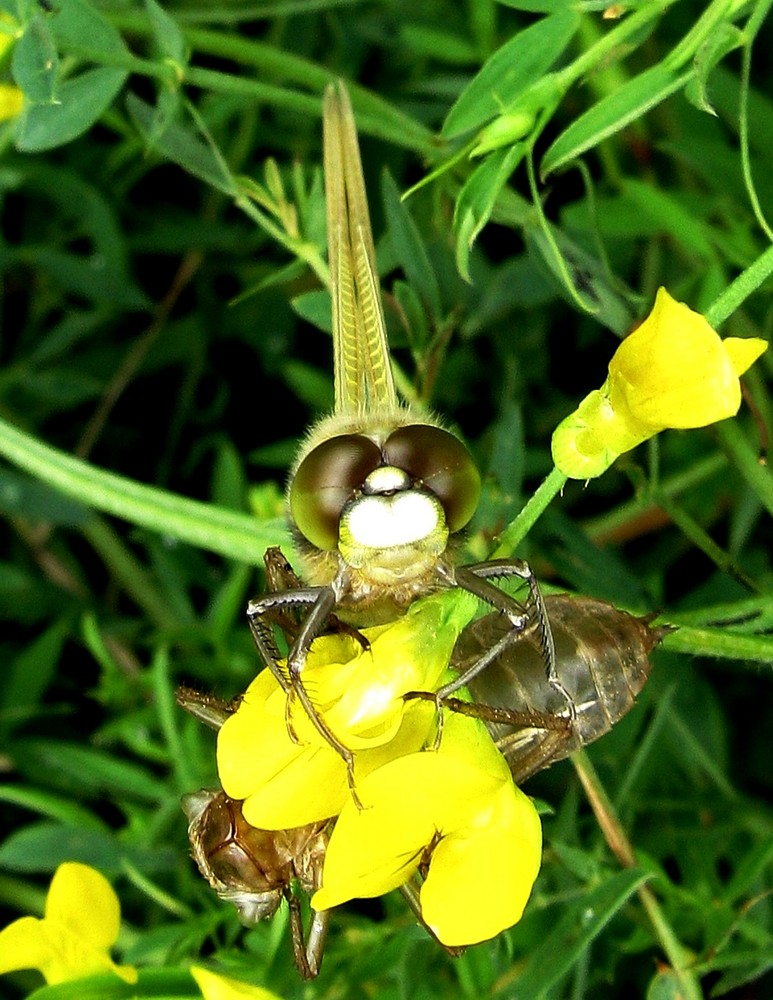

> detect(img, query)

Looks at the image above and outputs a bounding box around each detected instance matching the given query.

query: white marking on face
[346,491,440,548]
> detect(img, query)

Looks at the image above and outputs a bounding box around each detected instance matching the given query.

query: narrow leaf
[541,65,691,178]
[126,92,237,196]
[507,869,650,996]
[454,143,526,281]
[443,11,579,138]
[382,169,442,322]
[50,0,129,59]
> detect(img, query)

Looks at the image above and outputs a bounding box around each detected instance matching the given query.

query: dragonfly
[246,81,565,778]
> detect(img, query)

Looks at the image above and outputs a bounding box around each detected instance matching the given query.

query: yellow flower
[312,712,542,948]
[551,287,767,478]
[191,965,284,1000]
[0,862,137,986]
[0,83,22,122]
[217,589,478,830]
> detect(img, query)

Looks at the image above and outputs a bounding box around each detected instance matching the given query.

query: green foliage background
[0,0,772,997]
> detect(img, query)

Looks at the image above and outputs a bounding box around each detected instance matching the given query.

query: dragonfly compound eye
[290,434,382,549]
[383,425,481,532]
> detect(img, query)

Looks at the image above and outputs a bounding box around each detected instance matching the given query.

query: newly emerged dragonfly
[247,82,563,776]
[433,595,670,783]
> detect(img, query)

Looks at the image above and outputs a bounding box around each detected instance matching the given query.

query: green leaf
[292,288,332,334]
[144,0,186,67]
[12,740,167,803]
[401,24,478,66]
[541,65,691,178]
[524,221,637,333]
[685,22,744,115]
[0,415,289,565]
[382,169,442,323]
[0,821,119,872]
[0,786,106,831]
[454,143,526,282]
[442,11,579,138]
[507,869,651,996]
[496,0,574,9]
[15,66,127,152]
[28,967,199,1000]
[0,622,68,732]
[281,358,333,411]
[392,280,429,352]
[210,440,247,511]
[126,92,237,196]
[50,0,128,60]
[647,968,685,1000]
[0,468,88,525]
[12,15,59,104]
[622,179,715,260]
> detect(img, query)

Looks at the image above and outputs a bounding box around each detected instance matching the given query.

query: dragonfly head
[288,415,481,587]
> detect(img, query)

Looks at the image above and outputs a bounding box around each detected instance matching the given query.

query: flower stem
[705,242,773,328]
[571,750,702,1000]
[491,466,567,558]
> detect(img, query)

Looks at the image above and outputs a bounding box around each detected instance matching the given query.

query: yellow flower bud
[552,288,767,478]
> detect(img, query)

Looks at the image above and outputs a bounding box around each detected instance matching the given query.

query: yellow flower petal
[218,590,479,830]
[46,862,120,952]
[0,865,137,986]
[291,589,479,750]
[0,83,22,123]
[609,289,742,429]
[420,782,541,946]
[0,917,52,979]
[722,335,767,377]
[191,965,283,1000]
[313,712,542,946]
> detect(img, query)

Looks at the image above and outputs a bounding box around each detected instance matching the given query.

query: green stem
[662,624,773,664]
[664,0,739,71]
[705,242,773,328]
[738,0,773,241]
[0,415,288,564]
[120,857,192,920]
[652,491,758,591]
[572,750,703,1000]
[714,420,773,519]
[583,451,727,541]
[492,466,567,558]
[107,13,434,154]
